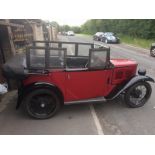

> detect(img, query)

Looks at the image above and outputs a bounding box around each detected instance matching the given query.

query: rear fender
[108,75,154,100]
[16,82,64,109]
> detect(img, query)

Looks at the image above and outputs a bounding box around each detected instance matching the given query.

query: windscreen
[90,50,108,68]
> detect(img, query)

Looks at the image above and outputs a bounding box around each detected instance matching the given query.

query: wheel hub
[40,103,46,108]
[132,89,142,98]
[29,95,56,116]
[130,85,147,104]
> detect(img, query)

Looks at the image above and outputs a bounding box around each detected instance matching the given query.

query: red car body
[23,59,137,103]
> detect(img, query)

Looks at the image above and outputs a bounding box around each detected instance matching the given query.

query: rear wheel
[124,81,152,108]
[24,89,61,119]
[150,47,155,57]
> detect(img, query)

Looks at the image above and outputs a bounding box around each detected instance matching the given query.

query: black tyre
[24,89,61,119]
[124,81,152,108]
[150,47,155,57]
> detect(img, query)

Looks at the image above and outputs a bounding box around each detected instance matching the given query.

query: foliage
[81,19,155,39]
[50,21,59,28]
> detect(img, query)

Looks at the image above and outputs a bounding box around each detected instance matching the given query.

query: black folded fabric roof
[2,53,27,80]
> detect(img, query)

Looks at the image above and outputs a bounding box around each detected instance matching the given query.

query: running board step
[64,97,106,105]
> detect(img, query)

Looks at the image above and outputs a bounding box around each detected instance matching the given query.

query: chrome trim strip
[65,68,88,71]
[64,96,106,104]
[34,82,55,86]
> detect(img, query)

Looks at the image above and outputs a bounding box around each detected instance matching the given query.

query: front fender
[109,75,154,100]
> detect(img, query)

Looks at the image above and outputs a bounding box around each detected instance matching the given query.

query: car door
[65,48,113,102]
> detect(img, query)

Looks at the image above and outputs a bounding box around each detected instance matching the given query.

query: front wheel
[23,89,61,119]
[124,81,152,108]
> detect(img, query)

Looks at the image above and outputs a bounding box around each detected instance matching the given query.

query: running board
[64,96,106,105]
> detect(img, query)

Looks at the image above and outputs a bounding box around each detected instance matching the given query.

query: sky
[50,18,88,26]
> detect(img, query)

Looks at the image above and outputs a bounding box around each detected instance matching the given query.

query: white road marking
[89,104,104,135]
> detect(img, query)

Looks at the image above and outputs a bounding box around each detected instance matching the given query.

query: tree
[80,19,155,39]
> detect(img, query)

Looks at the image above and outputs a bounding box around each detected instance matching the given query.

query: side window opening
[49,49,65,68]
[26,47,66,70]
[29,49,45,68]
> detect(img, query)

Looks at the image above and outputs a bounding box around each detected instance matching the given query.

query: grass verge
[119,35,154,49]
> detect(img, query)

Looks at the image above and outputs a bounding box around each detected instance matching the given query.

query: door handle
[67,74,70,79]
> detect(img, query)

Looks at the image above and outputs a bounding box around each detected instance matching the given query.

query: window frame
[26,46,67,70]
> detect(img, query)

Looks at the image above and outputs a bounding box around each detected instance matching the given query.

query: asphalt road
[0,35,155,135]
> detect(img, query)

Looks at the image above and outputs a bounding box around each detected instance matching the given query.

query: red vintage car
[2,41,154,119]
